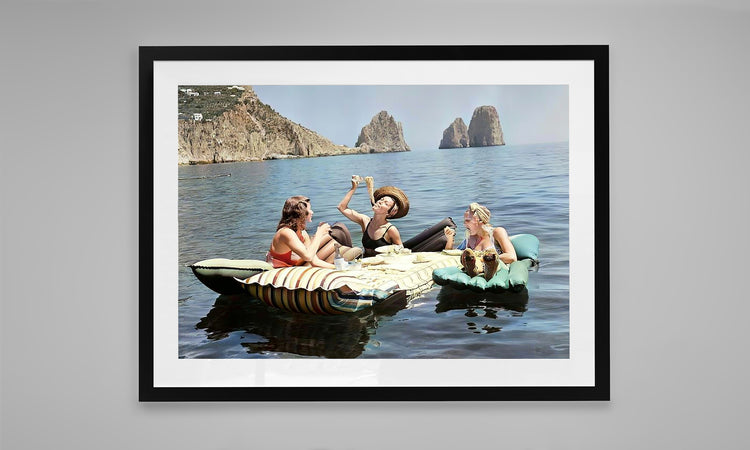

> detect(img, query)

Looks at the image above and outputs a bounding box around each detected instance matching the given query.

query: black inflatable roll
[403,217,457,252]
[408,232,446,253]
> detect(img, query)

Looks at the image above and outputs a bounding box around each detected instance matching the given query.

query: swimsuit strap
[365,220,391,241]
[362,220,393,255]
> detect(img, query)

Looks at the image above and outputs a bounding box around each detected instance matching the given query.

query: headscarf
[468,202,491,226]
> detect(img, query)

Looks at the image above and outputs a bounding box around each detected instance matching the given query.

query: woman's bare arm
[386,225,402,246]
[338,178,369,229]
[493,227,517,264]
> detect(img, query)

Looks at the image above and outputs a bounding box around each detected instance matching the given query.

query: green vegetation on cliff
[178,85,363,164]
[178,85,245,121]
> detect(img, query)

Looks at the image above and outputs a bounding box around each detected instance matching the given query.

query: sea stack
[355,111,410,152]
[439,118,470,149]
[468,105,505,147]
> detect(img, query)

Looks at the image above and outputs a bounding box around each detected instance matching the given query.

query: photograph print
[142,46,608,400]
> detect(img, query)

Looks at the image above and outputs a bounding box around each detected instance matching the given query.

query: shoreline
[178,148,411,165]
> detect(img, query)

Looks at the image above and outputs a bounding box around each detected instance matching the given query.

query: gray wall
[2,1,748,449]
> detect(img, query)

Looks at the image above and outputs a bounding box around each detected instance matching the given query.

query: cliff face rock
[355,111,410,152]
[468,106,505,147]
[439,118,469,149]
[178,87,368,165]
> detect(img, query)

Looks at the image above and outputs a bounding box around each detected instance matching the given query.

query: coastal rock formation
[468,106,505,147]
[355,111,410,152]
[178,87,369,164]
[438,118,469,149]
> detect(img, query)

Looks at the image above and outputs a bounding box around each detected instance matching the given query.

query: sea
[178,142,569,359]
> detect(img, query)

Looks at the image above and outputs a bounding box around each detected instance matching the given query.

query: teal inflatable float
[432,234,539,293]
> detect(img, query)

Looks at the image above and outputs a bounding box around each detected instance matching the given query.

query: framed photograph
[140,45,609,401]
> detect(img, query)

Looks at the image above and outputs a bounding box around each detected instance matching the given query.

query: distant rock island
[439,105,505,149]
[469,106,505,147]
[439,118,469,149]
[178,87,400,165]
[355,111,410,152]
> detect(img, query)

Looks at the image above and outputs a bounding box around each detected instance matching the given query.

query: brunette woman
[337,176,409,257]
[267,196,360,268]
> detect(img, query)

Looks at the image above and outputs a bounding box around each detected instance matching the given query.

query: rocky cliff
[468,105,505,147]
[438,118,469,149]
[355,111,410,152]
[178,87,369,165]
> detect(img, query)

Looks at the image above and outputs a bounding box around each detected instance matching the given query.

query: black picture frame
[139,45,609,402]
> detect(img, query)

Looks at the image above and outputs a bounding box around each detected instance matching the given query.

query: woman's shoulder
[493,226,509,236]
[277,227,301,238]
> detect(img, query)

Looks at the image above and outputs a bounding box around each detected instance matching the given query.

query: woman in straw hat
[444,202,518,265]
[267,195,361,269]
[337,176,410,257]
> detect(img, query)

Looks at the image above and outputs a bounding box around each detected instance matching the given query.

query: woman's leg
[316,235,335,262]
[317,238,362,263]
[317,222,359,262]
[342,246,362,261]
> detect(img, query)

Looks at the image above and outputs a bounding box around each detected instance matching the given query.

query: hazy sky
[252,85,568,150]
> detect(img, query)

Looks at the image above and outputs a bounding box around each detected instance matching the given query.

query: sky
[252,85,568,150]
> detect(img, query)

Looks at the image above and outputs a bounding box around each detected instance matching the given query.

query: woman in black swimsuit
[337,176,409,257]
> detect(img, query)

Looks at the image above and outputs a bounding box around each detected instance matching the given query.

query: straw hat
[373,186,410,219]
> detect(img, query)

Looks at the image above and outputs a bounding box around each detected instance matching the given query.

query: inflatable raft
[432,234,539,293]
[236,252,461,314]
[189,258,272,295]
[189,218,457,296]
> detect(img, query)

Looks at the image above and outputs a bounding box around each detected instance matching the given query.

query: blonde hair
[469,203,492,226]
[464,202,494,239]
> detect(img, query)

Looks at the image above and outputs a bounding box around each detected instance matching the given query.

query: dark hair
[382,195,398,218]
[277,195,310,231]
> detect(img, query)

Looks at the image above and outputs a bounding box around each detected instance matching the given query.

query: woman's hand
[316,222,331,237]
[351,175,362,189]
[443,226,456,250]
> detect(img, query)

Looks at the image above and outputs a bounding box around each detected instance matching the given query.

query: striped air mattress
[236,252,460,314]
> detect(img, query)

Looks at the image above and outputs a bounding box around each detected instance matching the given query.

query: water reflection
[196,292,407,358]
[435,286,529,314]
[436,286,530,335]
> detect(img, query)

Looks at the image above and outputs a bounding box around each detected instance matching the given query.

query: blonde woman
[444,202,518,265]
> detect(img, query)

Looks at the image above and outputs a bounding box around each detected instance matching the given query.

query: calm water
[178,143,569,358]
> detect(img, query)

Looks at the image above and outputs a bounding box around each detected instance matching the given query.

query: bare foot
[482,248,500,280]
[461,248,484,277]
